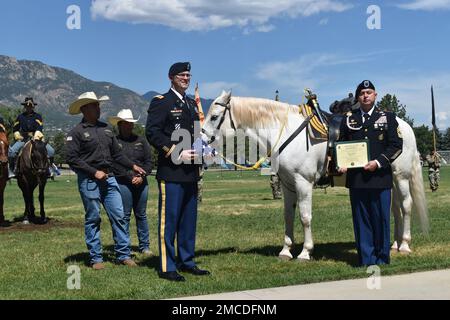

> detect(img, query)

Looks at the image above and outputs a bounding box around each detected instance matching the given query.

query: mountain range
[0,55,213,134]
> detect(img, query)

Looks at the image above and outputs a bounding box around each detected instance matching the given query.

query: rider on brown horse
[8,97,56,179]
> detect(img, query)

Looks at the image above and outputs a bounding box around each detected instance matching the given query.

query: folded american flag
[192,137,216,157]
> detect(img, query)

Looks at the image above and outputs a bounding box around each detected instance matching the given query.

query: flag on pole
[195,83,205,126]
[431,85,437,152]
[431,85,436,130]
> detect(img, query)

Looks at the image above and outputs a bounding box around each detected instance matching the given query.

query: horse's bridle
[28,142,49,176]
[202,100,236,144]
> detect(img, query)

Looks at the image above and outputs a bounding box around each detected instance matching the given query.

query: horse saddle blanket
[300,104,328,141]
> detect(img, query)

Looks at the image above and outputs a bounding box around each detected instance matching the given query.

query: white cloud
[198,81,242,99]
[90,0,352,32]
[397,0,450,10]
[254,52,450,129]
[375,73,450,129]
[256,52,372,92]
[319,18,329,25]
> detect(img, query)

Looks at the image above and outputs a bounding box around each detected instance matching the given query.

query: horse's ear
[224,91,232,103]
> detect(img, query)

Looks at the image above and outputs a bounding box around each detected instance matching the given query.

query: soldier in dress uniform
[66,92,146,270]
[8,97,56,178]
[146,62,210,282]
[425,150,441,192]
[338,80,403,266]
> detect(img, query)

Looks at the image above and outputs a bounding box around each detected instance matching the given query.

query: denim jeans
[77,172,131,264]
[118,180,150,252]
[9,140,55,158]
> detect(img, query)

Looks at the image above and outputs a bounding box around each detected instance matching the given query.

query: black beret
[169,62,191,77]
[355,80,375,98]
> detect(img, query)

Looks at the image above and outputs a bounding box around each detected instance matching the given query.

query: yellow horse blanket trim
[300,104,328,140]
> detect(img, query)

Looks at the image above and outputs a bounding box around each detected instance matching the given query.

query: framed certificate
[334,140,370,169]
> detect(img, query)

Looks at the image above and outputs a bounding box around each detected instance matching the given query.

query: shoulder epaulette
[154,95,164,100]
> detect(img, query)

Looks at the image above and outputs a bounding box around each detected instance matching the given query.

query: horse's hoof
[295,257,313,263]
[278,255,292,261]
[23,220,30,225]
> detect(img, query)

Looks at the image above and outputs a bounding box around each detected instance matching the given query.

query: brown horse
[16,140,49,224]
[0,131,8,225]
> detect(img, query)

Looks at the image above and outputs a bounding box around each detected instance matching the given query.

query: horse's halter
[202,99,236,144]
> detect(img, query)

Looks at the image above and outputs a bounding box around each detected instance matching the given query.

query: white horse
[202,91,428,261]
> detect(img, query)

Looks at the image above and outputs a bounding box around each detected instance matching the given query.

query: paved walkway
[179,269,450,300]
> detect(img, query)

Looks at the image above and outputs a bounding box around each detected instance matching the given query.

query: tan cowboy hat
[108,109,140,126]
[68,92,110,115]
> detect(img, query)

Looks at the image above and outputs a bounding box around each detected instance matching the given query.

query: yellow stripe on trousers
[160,181,167,272]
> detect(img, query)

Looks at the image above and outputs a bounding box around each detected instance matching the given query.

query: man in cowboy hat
[8,97,56,178]
[109,109,153,256]
[146,62,210,282]
[338,80,403,266]
[66,92,146,270]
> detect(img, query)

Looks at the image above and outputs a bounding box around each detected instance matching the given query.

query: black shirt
[112,134,153,185]
[65,119,135,177]
[338,108,403,189]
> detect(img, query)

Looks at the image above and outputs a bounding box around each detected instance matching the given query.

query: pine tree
[376,94,414,126]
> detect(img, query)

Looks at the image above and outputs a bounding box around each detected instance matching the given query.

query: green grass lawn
[0,167,449,299]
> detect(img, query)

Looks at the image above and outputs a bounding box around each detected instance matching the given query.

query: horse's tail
[410,150,429,234]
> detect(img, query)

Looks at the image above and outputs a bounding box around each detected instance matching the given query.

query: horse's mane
[230,97,299,128]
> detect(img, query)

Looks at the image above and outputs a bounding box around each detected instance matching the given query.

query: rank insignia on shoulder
[154,95,164,100]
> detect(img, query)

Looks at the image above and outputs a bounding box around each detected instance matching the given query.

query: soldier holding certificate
[338,80,403,266]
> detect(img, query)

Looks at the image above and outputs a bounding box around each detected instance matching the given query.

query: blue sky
[0,0,449,128]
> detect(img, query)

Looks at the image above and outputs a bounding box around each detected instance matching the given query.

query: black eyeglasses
[176,73,192,79]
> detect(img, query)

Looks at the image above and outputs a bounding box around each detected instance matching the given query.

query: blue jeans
[118,181,150,252]
[77,172,131,264]
[9,141,55,158]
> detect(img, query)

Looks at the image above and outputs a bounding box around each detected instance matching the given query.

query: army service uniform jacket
[146,89,200,183]
[338,108,403,189]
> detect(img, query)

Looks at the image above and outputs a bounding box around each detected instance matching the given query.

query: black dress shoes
[158,271,186,282]
[179,265,211,276]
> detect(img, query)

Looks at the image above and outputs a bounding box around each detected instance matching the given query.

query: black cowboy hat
[21,97,37,106]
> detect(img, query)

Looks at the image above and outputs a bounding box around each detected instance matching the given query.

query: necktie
[363,114,370,123]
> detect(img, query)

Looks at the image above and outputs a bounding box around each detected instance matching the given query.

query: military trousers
[157,180,198,273]
[349,188,391,266]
